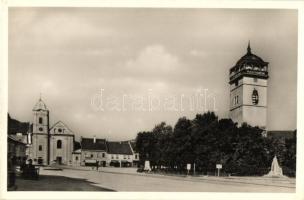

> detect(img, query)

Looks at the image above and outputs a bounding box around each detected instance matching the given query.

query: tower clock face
[252,89,259,105]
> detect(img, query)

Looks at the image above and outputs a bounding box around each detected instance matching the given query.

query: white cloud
[189,49,208,57]
[10,9,115,49]
[125,45,180,74]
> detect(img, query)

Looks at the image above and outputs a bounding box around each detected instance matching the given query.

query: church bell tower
[229,42,269,129]
[31,97,50,165]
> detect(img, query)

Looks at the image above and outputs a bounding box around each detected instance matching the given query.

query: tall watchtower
[229,42,269,129]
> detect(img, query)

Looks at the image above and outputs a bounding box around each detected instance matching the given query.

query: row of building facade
[73,137,139,167]
[8,98,139,167]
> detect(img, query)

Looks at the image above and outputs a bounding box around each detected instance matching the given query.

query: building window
[57,140,62,149]
[75,156,78,161]
[123,155,126,159]
[252,89,259,105]
[58,128,62,133]
[39,117,43,124]
[116,155,119,159]
[135,154,138,159]
[91,154,93,158]
[39,127,43,132]
[39,145,42,151]
[102,153,105,158]
[111,155,114,159]
[234,95,239,105]
[235,80,239,87]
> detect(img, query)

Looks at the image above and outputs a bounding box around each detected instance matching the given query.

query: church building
[229,42,269,130]
[29,98,74,165]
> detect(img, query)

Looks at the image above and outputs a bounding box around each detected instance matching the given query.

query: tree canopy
[135,112,296,177]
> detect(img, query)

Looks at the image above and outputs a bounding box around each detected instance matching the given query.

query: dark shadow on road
[12,175,115,191]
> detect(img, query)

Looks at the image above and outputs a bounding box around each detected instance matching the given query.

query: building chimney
[93,135,96,143]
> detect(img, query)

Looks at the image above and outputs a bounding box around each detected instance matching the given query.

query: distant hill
[7,114,30,135]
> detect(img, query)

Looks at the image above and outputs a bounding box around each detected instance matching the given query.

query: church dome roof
[33,98,48,111]
[235,42,268,68]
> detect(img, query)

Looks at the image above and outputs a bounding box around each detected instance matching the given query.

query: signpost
[216,164,222,177]
[187,164,191,176]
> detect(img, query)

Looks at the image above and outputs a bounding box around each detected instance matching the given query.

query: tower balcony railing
[229,68,268,82]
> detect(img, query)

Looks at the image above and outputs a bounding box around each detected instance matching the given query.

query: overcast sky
[8,8,297,141]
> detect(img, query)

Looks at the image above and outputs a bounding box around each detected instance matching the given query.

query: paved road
[40,167,295,192]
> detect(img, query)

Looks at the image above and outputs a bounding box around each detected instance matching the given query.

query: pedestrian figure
[7,154,17,190]
[20,157,27,172]
[96,161,99,171]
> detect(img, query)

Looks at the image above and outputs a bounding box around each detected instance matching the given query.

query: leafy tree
[134,111,296,177]
[191,112,218,173]
[151,122,173,168]
[135,131,155,166]
[171,117,194,170]
[282,130,296,177]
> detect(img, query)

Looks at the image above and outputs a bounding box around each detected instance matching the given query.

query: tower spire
[247,40,251,54]
[39,92,42,101]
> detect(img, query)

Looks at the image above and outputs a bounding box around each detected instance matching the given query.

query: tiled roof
[106,141,133,155]
[81,137,107,151]
[8,135,27,145]
[121,140,136,151]
[8,114,30,135]
[267,130,296,139]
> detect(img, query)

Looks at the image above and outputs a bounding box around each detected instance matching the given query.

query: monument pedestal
[144,160,151,171]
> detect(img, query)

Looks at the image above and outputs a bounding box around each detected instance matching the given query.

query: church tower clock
[229,42,269,129]
[31,97,50,165]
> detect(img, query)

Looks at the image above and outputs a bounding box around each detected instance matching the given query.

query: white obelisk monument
[266,156,284,177]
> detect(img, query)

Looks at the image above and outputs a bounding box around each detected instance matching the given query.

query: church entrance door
[56,157,62,165]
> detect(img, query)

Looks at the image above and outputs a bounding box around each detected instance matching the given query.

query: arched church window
[39,117,43,124]
[57,140,62,149]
